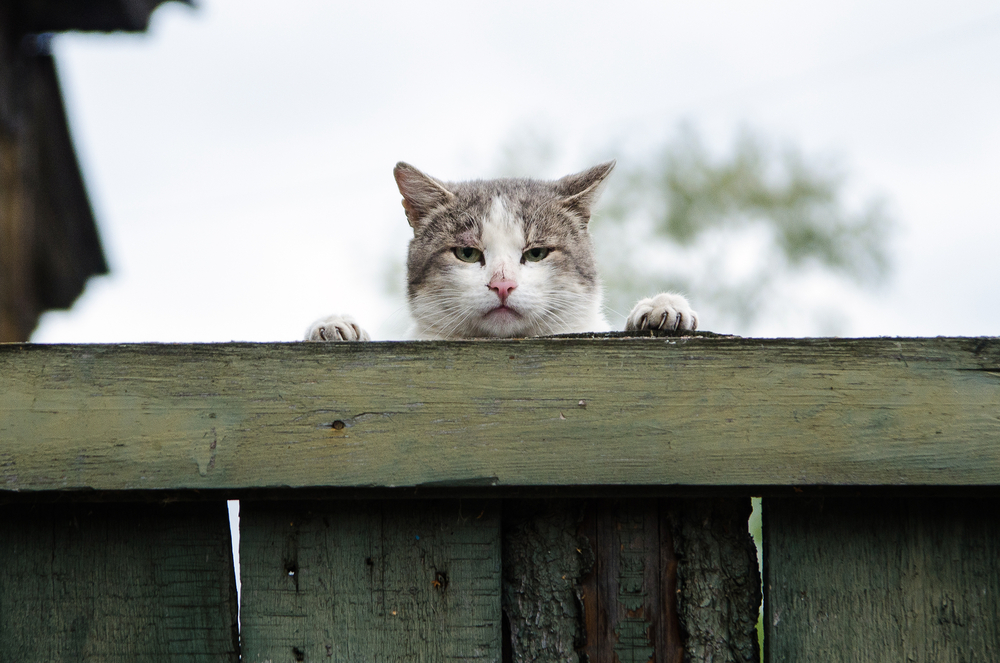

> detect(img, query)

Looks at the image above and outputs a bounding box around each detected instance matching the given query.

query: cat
[305,161,698,341]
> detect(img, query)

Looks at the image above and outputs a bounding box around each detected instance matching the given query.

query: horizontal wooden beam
[1,336,998,493]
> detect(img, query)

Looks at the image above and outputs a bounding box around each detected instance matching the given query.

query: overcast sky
[33,0,1000,342]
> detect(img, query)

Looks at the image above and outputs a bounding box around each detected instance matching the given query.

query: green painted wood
[764,497,1000,662]
[1,337,998,492]
[0,501,239,662]
[239,499,501,662]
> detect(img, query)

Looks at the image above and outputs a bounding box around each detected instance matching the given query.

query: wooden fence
[1,334,998,662]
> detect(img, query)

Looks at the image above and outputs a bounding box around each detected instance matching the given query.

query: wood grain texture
[578,499,758,663]
[578,500,677,663]
[2,337,999,492]
[239,499,501,662]
[765,497,1000,662]
[502,501,591,663]
[502,499,755,663]
[0,501,239,662]
[675,499,760,663]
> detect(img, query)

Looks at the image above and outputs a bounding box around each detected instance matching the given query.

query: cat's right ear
[394,162,455,231]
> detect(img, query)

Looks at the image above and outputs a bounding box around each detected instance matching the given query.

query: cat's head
[394,161,614,339]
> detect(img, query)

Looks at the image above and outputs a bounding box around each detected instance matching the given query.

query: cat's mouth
[486,304,521,319]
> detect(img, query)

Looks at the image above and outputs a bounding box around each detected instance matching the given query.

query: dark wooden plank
[2,337,999,492]
[504,499,755,663]
[585,500,665,663]
[765,497,1000,662]
[502,500,591,663]
[675,499,760,663]
[657,505,683,663]
[581,499,757,663]
[239,499,501,662]
[0,501,239,662]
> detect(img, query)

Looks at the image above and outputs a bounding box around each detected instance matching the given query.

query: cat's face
[395,162,614,339]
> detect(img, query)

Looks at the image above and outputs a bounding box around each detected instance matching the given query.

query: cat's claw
[305,314,371,342]
[625,293,698,333]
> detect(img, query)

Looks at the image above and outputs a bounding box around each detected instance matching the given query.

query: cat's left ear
[554,160,616,223]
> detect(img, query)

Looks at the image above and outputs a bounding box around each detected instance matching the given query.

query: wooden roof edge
[12,0,192,35]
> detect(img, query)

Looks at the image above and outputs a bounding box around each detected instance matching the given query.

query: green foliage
[594,125,894,333]
[613,126,890,280]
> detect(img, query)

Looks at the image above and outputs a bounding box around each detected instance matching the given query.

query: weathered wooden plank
[578,500,681,663]
[239,499,501,662]
[502,498,757,663]
[675,498,760,663]
[502,500,591,663]
[1,337,998,492]
[764,497,1000,662]
[0,501,239,662]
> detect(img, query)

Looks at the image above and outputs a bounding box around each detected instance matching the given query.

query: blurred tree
[385,122,894,337]
[593,125,893,334]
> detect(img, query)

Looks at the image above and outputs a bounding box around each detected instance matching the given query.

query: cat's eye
[522,247,550,262]
[453,247,483,263]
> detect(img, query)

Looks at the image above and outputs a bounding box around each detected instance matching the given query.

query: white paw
[625,293,699,332]
[305,314,371,341]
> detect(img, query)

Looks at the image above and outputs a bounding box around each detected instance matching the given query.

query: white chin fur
[408,293,609,339]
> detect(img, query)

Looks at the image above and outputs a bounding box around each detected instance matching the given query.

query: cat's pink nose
[488,279,518,304]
